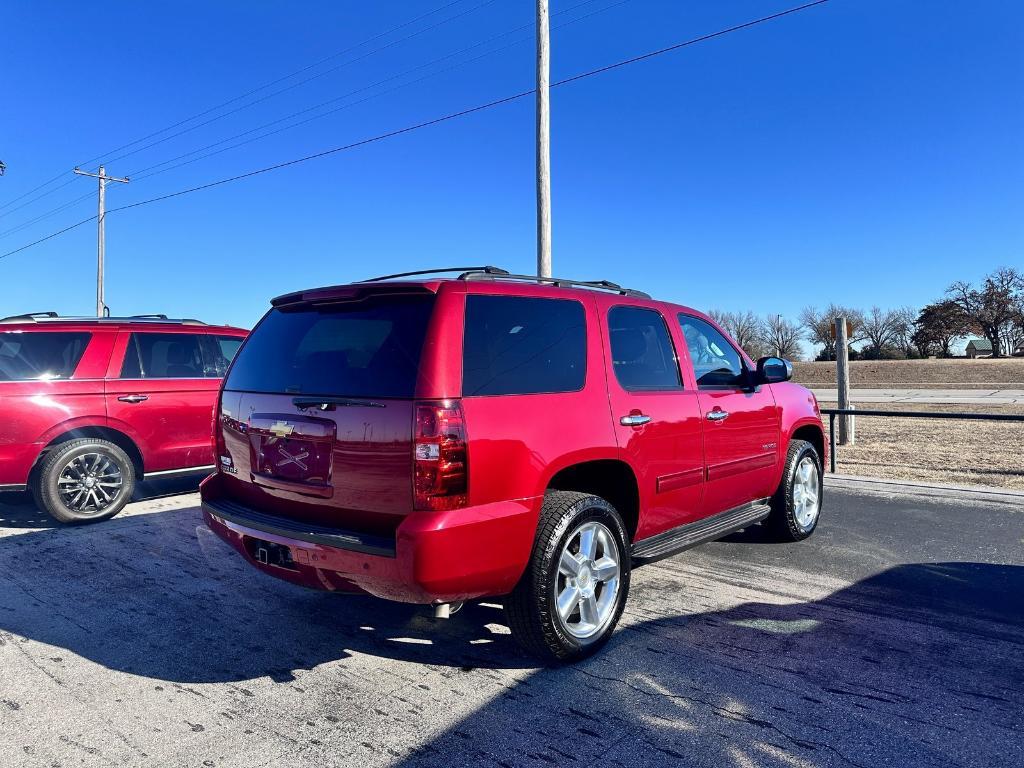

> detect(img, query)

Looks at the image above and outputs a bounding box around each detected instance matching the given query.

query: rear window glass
[225,296,434,398]
[463,295,586,396]
[0,332,90,381]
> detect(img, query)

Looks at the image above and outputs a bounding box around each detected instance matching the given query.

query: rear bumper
[200,475,541,604]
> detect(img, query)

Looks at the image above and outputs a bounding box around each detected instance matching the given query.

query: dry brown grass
[794,358,1024,389]
[819,402,1024,490]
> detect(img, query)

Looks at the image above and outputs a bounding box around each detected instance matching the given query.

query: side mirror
[756,356,793,384]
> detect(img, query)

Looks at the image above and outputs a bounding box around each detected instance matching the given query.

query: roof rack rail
[458,270,651,298]
[0,311,59,322]
[0,314,208,326]
[361,266,510,282]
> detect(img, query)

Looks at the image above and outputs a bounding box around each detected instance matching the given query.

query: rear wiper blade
[292,396,386,410]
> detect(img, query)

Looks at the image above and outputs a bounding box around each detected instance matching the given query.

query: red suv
[200,268,825,662]
[0,312,247,523]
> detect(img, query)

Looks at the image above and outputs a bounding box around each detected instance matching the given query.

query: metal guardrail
[820,407,1024,473]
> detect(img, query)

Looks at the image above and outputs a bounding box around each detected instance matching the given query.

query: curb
[824,474,1024,507]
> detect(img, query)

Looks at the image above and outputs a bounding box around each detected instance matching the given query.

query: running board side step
[631,501,771,564]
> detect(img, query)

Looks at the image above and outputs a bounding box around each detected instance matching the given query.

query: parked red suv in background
[0,312,247,523]
[201,267,825,662]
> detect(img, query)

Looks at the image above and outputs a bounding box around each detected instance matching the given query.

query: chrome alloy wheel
[57,453,124,515]
[792,456,820,530]
[555,521,621,641]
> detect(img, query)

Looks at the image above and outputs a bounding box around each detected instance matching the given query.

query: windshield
[225,295,434,398]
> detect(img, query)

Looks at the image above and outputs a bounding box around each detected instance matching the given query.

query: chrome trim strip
[0,483,28,492]
[143,465,216,480]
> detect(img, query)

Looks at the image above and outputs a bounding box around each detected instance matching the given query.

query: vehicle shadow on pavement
[0,475,205,529]
[0,505,1020,767]
[390,561,1023,768]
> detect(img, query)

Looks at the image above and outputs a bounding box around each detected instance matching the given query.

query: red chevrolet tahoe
[0,313,247,523]
[201,267,825,662]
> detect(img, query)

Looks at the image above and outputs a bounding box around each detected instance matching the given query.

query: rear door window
[122,332,206,379]
[462,295,586,396]
[0,332,91,381]
[608,306,681,391]
[225,295,434,398]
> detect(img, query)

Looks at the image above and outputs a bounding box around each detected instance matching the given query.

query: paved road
[810,387,1024,404]
[0,484,1021,768]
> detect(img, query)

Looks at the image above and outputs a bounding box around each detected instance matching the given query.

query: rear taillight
[413,400,467,510]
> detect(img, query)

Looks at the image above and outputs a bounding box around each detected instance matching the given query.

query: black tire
[505,491,631,664]
[33,439,135,524]
[767,439,822,541]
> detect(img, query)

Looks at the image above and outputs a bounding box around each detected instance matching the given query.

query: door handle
[620,413,652,427]
[118,394,149,403]
[706,409,729,422]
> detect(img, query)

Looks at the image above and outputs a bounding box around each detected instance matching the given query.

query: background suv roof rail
[459,270,651,298]
[0,314,208,325]
[361,266,510,282]
[0,311,60,322]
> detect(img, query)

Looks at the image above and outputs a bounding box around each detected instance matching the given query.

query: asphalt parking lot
[0,481,1020,768]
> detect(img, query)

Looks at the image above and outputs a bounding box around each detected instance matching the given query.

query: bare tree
[860,306,910,359]
[708,309,766,359]
[799,304,863,360]
[761,315,804,360]
[947,267,1024,358]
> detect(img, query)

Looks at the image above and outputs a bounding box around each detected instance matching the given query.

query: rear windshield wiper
[292,396,386,410]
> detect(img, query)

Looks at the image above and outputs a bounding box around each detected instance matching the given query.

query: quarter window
[678,315,746,388]
[122,333,206,379]
[462,295,586,396]
[201,335,244,378]
[608,306,681,391]
[0,332,90,381]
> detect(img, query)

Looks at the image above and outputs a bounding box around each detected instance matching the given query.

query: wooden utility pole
[835,316,855,445]
[536,0,552,278]
[74,165,129,316]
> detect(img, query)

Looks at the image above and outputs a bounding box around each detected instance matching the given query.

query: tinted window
[200,335,244,378]
[225,295,434,398]
[0,332,90,381]
[463,295,586,396]
[123,333,205,379]
[678,315,746,387]
[608,307,681,390]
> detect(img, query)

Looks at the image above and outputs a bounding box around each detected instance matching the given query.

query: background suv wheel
[505,491,631,663]
[33,439,136,524]
[767,439,822,541]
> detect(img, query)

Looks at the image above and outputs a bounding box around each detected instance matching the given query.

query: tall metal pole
[536,0,552,278]
[97,166,106,317]
[74,166,129,316]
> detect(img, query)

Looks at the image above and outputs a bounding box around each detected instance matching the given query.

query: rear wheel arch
[546,459,641,542]
[30,426,144,484]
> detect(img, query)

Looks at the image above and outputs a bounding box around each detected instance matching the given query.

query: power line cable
[0,0,831,263]
[0,0,482,213]
[128,0,626,181]
[1,0,616,232]
[97,0,502,168]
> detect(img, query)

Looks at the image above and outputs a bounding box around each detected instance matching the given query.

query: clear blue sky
[1,0,1021,329]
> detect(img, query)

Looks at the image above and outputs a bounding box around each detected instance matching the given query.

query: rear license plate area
[245,537,298,571]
